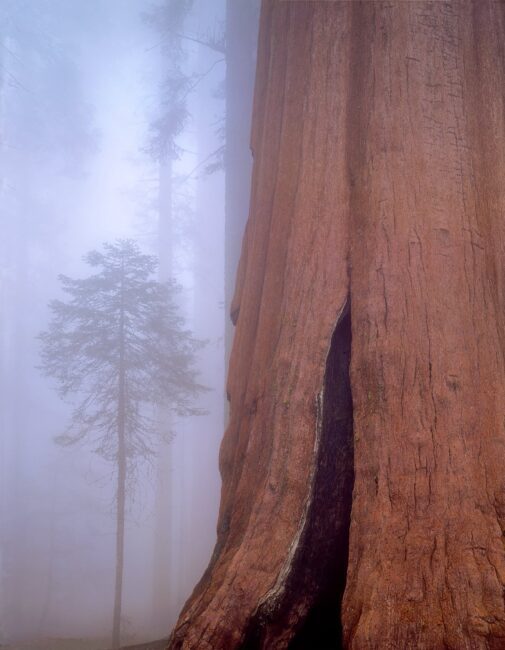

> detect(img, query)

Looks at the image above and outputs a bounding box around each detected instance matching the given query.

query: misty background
[0,1,259,646]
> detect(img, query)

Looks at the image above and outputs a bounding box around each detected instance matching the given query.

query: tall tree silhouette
[39,239,205,649]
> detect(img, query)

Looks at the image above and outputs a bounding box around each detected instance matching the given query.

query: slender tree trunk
[0,32,8,642]
[158,156,173,281]
[168,1,505,648]
[113,441,126,649]
[37,489,56,637]
[151,154,177,633]
[112,259,127,649]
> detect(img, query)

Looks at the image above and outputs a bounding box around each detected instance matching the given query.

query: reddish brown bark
[168,1,505,648]
[344,2,505,648]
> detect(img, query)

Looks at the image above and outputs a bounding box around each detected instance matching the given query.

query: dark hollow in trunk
[241,303,354,649]
[288,305,354,650]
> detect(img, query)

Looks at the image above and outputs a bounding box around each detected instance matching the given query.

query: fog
[0,1,257,647]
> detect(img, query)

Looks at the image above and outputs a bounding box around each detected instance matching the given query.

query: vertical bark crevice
[240,301,354,649]
[286,302,354,650]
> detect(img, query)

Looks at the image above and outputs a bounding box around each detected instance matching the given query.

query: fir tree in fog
[39,239,206,649]
[0,0,256,644]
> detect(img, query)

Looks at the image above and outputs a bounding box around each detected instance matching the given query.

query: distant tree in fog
[38,239,206,649]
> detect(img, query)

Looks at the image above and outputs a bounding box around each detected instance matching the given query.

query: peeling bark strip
[168,1,505,649]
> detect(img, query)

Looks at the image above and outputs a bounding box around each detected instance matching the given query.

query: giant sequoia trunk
[168,1,505,648]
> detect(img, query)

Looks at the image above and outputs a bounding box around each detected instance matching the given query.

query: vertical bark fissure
[290,301,354,649]
[241,299,354,649]
[113,256,126,650]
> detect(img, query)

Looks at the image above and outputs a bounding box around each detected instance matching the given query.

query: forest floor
[0,639,167,650]
[0,640,109,650]
[0,640,110,650]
